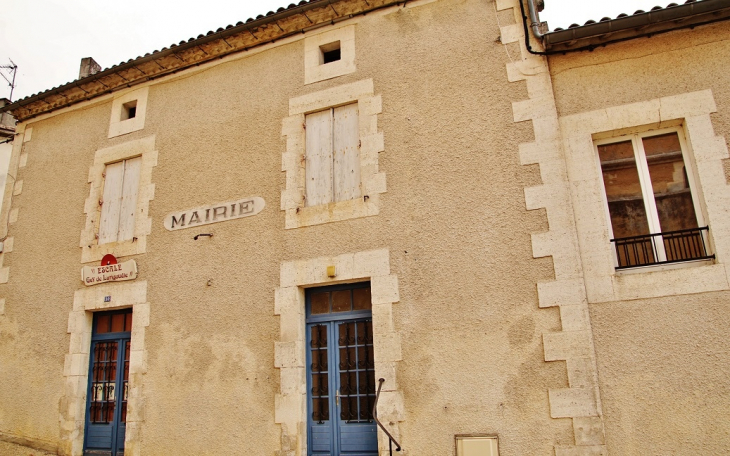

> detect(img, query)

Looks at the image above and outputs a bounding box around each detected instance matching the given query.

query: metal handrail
[373,378,401,454]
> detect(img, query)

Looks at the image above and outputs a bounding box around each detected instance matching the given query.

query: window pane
[352,287,371,311]
[124,313,133,332]
[643,133,698,232]
[598,141,650,238]
[310,292,330,315]
[332,290,351,313]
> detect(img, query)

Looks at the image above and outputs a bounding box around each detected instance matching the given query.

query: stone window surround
[304,25,356,85]
[274,249,402,456]
[281,79,385,229]
[61,281,149,456]
[559,89,730,304]
[80,135,157,264]
[108,87,149,139]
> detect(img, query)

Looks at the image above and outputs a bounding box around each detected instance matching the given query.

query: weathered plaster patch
[497,0,606,453]
[274,249,402,456]
[281,79,385,228]
[80,135,157,264]
[61,281,149,456]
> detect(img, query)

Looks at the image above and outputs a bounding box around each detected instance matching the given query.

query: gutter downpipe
[526,0,545,39]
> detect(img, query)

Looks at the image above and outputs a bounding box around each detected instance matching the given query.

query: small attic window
[320,41,341,64]
[121,100,137,121]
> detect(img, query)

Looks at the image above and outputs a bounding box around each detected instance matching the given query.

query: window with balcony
[597,129,713,268]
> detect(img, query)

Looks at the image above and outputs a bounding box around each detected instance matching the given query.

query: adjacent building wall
[549,21,730,455]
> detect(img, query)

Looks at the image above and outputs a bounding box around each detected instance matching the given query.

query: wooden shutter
[98,158,141,244]
[117,157,141,242]
[333,104,360,202]
[98,161,125,244]
[305,109,334,206]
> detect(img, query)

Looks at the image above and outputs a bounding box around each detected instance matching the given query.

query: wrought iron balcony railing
[611,226,714,269]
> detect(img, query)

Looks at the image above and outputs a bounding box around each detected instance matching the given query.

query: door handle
[336,389,341,406]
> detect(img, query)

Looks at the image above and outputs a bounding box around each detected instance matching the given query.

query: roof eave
[2,0,401,122]
[544,0,730,52]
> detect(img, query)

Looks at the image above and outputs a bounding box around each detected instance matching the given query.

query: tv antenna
[0,59,18,102]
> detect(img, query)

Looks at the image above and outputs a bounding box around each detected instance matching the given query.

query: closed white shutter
[305,109,334,207]
[98,161,125,244]
[98,157,141,244]
[117,157,141,242]
[305,103,360,207]
[333,103,360,202]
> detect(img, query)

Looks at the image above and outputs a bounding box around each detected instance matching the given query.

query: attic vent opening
[320,41,341,64]
[121,101,137,121]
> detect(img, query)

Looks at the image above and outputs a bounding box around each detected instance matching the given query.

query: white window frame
[594,127,707,267]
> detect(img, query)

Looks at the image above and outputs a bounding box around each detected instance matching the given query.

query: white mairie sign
[82,260,138,286]
[163,197,265,231]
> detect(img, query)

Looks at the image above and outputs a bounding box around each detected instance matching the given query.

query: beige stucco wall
[20,1,730,455]
[549,22,730,455]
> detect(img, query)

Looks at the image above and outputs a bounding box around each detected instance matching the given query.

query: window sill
[589,262,730,304]
[283,195,380,229]
[614,257,715,275]
[81,238,147,265]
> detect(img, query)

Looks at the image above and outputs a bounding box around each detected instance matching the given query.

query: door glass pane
[310,292,330,315]
[332,290,351,313]
[111,313,125,333]
[90,342,118,423]
[124,313,133,332]
[310,324,329,423]
[353,287,372,311]
[337,321,376,423]
[121,340,130,423]
[96,315,110,334]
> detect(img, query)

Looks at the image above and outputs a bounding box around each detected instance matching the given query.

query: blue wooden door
[307,284,378,456]
[84,311,132,456]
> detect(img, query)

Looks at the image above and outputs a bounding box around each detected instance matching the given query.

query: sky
[0,0,675,101]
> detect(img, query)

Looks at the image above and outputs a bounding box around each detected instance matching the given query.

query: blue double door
[307,284,378,456]
[84,310,132,456]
